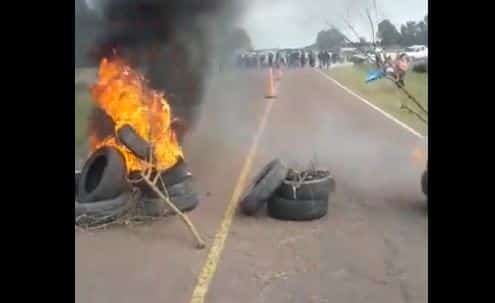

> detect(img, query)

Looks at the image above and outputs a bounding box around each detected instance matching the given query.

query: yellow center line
[189,99,275,303]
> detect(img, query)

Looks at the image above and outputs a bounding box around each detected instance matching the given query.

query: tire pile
[240,159,335,221]
[75,146,199,228]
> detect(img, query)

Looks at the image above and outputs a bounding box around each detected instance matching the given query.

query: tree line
[378,15,427,47]
[315,15,428,51]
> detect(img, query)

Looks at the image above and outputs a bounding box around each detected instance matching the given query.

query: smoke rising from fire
[80,0,248,141]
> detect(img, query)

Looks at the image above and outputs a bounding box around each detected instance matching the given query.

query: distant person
[309,52,315,68]
[325,51,331,69]
[318,51,323,68]
[260,53,266,68]
[268,52,274,68]
[393,53,410,86]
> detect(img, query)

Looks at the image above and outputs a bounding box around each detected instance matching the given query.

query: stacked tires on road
[75,144,199,227]
[240,159,335,221]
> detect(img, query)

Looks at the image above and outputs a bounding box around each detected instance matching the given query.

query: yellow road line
[189,100,275,303]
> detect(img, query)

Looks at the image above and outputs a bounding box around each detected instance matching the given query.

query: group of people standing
[236,50,341,70]
[375,52,410,86]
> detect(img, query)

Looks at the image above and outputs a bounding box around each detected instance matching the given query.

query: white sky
[238,0,427,49]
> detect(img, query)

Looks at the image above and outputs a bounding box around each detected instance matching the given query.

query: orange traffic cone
[265,68,277,99]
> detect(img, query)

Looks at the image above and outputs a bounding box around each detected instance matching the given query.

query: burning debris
[76,57,205,249]
[90,57,183,172]
[84,0,245,137]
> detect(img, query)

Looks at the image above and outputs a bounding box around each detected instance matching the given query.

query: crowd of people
[234,48,411,87]
[375,52,411,86]
[236,50,342,70]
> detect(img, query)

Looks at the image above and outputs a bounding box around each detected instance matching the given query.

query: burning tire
[422,170,428,196]
[75,191,136,226]
[160,159,192,187]
[129,159,193,198]
[276,169,335,201]
[267,195,328,221]
[240,159,289,215]
[117,124,151,160]
[77,147,129,203]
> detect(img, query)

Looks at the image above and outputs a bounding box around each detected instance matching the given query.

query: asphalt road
[75,67,427,303]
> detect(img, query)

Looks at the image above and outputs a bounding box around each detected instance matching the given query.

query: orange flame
[411,144,426,168]
[89,57,183,172]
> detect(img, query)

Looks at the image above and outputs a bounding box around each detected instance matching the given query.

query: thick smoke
[82,0,246,141]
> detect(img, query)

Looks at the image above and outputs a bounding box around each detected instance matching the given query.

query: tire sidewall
[78,147,128,202]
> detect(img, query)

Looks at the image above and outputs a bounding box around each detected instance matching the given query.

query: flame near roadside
[89,57,183,172]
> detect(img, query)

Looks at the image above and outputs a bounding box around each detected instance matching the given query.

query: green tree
[377,20,401,46]
[400,21,419,46]
[416,20,427,45]
[316,28,346,51]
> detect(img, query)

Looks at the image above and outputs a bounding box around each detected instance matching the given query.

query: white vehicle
[404,45,428,61]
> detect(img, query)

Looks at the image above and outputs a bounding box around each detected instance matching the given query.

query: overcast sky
[238,0,427,49]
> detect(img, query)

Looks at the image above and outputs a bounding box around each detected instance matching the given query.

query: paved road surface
[76,67,427,303]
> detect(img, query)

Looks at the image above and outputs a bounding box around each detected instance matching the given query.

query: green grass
[327,64,428,135]
[75,82,92,160]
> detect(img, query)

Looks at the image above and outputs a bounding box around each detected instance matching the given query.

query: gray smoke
[77,0,248,142]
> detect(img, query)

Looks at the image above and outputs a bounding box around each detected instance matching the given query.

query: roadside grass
[75,82,92,160]
[326,64,428,135]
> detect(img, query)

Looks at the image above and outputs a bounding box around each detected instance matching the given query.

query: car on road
[404,45,428,61]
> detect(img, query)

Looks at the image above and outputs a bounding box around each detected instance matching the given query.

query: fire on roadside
[89,57,183,172]
[411,143,426,168]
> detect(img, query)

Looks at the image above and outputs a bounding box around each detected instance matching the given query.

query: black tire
[117,124,151,160]
[130,166,194,199]
[267,195,328,221]
[422,170,427,196]
[140,192,199,216]
[240,159,289,215]
[75,171,81,200]
[75,191,135,226]
[160,159,192,186]
[77,147,129,202]
[276,171,335,201]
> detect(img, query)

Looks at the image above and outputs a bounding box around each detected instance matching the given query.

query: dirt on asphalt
[76,67,427,303]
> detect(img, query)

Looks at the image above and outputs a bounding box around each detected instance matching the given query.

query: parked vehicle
[404,45,428,61]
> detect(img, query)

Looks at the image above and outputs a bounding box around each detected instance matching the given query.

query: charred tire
[77,147,128,203]
[276,173,335,201]
[117,124,151,160]
[240,159,289,215]
[422,170,428,196]
[138,178,199,216]
[140,192,199,216]
[267,195,328,221]
[145,176,197,198]
[75,171,81,200]
[75,191,135,226]
[160,159,192,186]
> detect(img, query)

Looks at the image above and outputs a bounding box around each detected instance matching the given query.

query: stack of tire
[75,147,134,226]
[130,159,199,217]
[75,125,199,226]
[240,159,335,221]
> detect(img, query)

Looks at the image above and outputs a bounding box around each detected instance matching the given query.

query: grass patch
[75,82,92,160]
[327,64,428,135]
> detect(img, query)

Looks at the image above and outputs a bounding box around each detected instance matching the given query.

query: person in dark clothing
[309,52,315,68]
[300,51,306,68]
[268,52,274,68]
